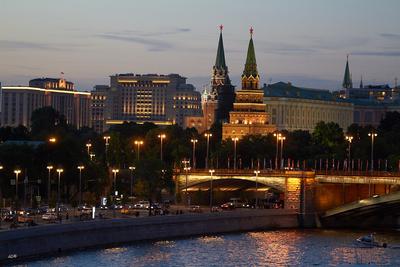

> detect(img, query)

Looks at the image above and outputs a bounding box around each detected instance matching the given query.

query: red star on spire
[250,27,254,36]
[219,24,223,32]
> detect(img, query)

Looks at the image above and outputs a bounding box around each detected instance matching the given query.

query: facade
[91,85,110,133]
[0,78,91,129]
[184,88,218,133]
[95,73,201,132]
[222,30,276,140]
[263,82,354,132]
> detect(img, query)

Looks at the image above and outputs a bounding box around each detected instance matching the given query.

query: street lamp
[89,153,95,161]
[190,139,198,169]
[158,134,166,161]
[134,140,144,160]
[14,169,21,204]
[77,166,85,206]
[56,168,63,219]
[104,135,111,165]
[368,132,378,172]
[46,165,53,203]
[209,169,215,212]
[232,137,239,170]
[48,137,57,143]
[112,169,119,218]
[182,159,191,206]
[204,133,212,169]
[345,135,353,171]
[273,133,282,169]
[112,169,119,195]
[254,170,260,208]
[86,143,92,155]
[279,136,286,169]
[129,166,136,197]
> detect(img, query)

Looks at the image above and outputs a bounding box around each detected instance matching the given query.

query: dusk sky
[1,0,400,91]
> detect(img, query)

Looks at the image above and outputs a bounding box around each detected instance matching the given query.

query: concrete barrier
[0,209,298,263]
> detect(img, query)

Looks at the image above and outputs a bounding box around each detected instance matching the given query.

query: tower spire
[360,75,363,88]
[242,27,259,90]
[215,25,226,69]
[342,54,353,89]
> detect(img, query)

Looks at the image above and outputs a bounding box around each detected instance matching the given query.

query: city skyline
[1,0,400,91]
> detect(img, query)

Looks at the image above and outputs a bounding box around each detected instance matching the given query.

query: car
[42,213,57,221]
[109,204,123,210]
[99,205,108,210]
[220,202,235,210]
[134,201,150,209]
[3,214,16,222]
[189,205,202,213]
[78,204,91,211]
[17,215,34,224]
[121,205,134,214]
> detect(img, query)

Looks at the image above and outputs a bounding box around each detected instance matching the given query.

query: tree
[312,121,345,158]
[30,106,68,139]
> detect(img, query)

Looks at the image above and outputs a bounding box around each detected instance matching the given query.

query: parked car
[134,201,150,209]
[42,213,57,221]
[189,205,202,213]
[17,214,34,224]
[220,202,235,210]
[121,205,134,214]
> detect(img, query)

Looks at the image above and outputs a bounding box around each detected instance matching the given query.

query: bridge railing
[315,170,400,177]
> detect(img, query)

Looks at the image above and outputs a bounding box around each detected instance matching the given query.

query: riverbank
[0,209,298,264]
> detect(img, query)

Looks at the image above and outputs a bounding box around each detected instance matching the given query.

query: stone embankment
[0,209,298,263]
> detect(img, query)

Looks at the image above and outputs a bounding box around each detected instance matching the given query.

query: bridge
[175,169,400,227]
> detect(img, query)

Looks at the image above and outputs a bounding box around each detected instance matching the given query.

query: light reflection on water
[12,229,400,267]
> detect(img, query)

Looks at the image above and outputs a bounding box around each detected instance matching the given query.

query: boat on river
[355,234,387,248]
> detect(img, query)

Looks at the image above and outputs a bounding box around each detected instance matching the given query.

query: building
[91,85,110,133]
[334,57,400,127]
[263,82,354,132]
[0,78,91,129]
[94,73,201,132]
[184,88,218,133]
[211,26,235,123]
[222,29,276,140]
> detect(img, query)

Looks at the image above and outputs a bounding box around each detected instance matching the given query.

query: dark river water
[11,229,400,266]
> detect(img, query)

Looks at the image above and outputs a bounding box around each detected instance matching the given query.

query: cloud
[351,51,400,57]
[95,28,191,51]
[0,40,87,51]
[0,40,60,51]
[380,33,400,40]
[96,34,173,51]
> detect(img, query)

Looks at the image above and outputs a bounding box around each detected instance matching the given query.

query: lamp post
[48,137,57,143]
[158,134,166,161]
[182,159,190,206]
[129,166,135,197]
[56,168,63,219]
[77,166,84,206]
[254,170,260,208]
[368,132,377,172]
[86,143,92,155]
[46,165,53,203]
[279,136,286,169]
[104,135,110,165]
[345,135,353,171]
[112,169,119,218]
[134,140,144,160]
[209,169,215,212]
[190,139,198,169]
[204,133,212,169]
[14,170,21,206]
[273,133,281,169]
[232,137,239,170]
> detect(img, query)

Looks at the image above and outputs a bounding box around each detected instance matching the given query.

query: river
[11,229,400,266]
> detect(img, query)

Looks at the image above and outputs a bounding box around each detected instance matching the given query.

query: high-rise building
[222,29,276,140]
[211,26,235,123]
[91,85,110,133]
[95,73,201,132]
[0,78,91,129]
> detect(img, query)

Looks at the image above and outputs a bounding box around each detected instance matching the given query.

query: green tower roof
[242,30,258,77]
[215,31,226,69]
[342,55,353,89]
